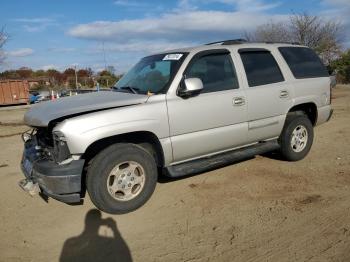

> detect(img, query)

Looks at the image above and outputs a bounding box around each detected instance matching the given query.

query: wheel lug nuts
[128,183,131,187]
[122,185,125,189]
[127,172,131,176]
[118,180,122,184]
[131,177,134,181]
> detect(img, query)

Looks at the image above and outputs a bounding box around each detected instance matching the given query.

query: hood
[24,91,148,127]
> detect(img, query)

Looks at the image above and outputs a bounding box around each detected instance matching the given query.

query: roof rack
[206,39,301,46]
[206,39,248,45]
[264,41,301,45]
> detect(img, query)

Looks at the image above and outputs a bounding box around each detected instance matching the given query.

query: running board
[165,140,280,178]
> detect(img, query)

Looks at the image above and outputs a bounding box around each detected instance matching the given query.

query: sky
[0,0,349,73]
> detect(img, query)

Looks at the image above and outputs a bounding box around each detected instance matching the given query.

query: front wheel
[86,143,158,214]
[279,114,314,161]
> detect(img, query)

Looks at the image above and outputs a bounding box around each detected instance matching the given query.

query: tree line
[0,66,121,90]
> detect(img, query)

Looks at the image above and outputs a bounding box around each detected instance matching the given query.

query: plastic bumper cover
[20,141,85,204]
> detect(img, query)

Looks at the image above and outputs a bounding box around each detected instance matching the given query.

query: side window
[279,47,329,78]
[240,51,284,87]
[186,53,239,93]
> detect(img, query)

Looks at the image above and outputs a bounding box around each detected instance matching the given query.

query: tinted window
[240,51,284,87]
[186,53,239,93]
[279,47,328,78]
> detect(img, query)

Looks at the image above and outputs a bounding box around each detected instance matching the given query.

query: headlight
[53,131,67,142]
[53,131,70,162]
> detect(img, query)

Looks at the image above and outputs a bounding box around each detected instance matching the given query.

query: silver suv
[19,39,333,214]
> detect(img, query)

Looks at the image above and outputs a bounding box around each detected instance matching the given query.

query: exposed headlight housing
[53,131,70,162]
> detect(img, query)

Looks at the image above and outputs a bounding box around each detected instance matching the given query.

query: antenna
[102,41,107,70]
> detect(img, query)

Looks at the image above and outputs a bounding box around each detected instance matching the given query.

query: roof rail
[206,39,301,46]
[206,39,248,45]
[264,41,301,45]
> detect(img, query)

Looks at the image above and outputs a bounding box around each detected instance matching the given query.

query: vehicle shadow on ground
[59,209,132,262]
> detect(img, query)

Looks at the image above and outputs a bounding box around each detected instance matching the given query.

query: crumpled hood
[24,91,148,127]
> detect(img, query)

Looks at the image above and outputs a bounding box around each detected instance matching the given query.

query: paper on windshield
[163,54,183,60]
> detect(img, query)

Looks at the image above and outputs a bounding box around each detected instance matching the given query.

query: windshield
[114,53,187,94]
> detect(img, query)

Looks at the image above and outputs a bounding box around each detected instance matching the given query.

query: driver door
[166,49,248,163]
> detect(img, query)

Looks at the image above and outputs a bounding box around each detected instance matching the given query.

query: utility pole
[102,41,107,70]
[74,65,78,89]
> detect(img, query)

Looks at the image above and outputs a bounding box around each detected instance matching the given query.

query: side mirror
[178,77,203,97]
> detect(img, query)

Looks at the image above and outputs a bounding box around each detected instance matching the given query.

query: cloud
[6,48,34,57]
[113,0,149,7]
[41,64,57,70]
[88,41,192,54]
[11,17,55,23]
[47,47,76,53]
[320,0,350,46]
[68,10,287,43]
[208,0,281,12]
[12,17,58,32]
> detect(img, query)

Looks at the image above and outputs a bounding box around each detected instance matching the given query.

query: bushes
[330,50,350,84]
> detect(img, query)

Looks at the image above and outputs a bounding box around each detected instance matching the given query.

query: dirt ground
[0,86,349,262]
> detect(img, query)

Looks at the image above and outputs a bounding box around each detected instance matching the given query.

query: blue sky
[1,0,349,73]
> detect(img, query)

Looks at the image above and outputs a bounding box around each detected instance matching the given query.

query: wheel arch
[288,102,318,126]
[82,131,165,168]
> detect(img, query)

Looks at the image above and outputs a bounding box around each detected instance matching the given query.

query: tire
[279,114,314,161]
[86,143,158,214]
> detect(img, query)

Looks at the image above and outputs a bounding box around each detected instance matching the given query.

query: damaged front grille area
[24,127,71,163]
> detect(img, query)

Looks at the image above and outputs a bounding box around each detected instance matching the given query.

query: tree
[97,70,118,88]
[244,13,343,64]
[330,49,350,84]
[0,26,8,65]
[47,69,63,86]
[17,67,33,78]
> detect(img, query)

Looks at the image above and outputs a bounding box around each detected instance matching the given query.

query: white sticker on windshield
[163,54,183,60]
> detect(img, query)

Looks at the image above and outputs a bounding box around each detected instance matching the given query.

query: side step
[165,140,280,178]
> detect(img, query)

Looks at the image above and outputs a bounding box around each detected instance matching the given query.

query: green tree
[331,49,350,84]
[97,70,118,88]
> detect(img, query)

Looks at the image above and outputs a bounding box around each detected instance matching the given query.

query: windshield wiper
[118,86,139,94]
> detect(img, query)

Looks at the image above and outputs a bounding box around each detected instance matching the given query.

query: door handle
[279,90,289,98]
[233,97,245,106]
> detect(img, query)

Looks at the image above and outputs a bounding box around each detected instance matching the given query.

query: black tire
[279,113,314,161]
[86,143,158,214]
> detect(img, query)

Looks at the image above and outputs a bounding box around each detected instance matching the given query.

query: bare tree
[0,26,8,65]
[244,13,344,64]
[244,21,290,43]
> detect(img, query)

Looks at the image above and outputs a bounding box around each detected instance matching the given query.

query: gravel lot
[0,86,349,262]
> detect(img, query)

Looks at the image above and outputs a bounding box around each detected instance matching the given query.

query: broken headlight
[53,131,70,162]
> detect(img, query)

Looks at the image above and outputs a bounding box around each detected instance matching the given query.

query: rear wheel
[86,143,158,214]
[279,114,314,161]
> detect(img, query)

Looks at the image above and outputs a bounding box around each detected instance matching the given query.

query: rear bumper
[316,105,333,126]
[20,140,85,204]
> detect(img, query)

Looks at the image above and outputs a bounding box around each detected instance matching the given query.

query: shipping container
[0,80,29,105]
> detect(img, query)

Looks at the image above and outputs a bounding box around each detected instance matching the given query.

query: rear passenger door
[238,48,293,143]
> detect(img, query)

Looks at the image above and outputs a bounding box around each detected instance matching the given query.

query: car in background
[29,91,40,104]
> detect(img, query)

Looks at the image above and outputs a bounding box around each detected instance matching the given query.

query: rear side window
[279,47,328,78]
[186,53,239,93]
[240,51,284,87]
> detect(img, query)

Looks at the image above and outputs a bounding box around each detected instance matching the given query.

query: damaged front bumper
[19,135,85,204]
